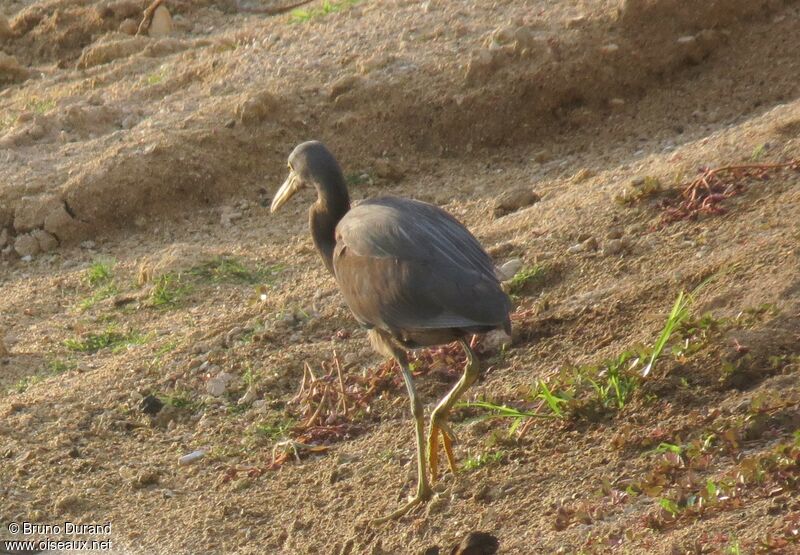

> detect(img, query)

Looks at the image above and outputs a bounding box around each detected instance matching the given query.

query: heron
[270,141,511,521]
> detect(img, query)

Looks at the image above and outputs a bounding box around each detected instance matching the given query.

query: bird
[270,141,511,521]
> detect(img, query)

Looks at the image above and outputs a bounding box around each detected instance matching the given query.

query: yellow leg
[369,331,432,523]
[428,339,480,481]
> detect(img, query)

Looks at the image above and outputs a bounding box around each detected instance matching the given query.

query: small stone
[80,240,96,249]
[604,239,624,255]
[179,450,206,465]
[483,329,512,351]
[583,237,598,251]
[206,372,233,397]
[567,242,585,254]
[465,48,496,85]
[220,207,242,227]
[148,5,173,38]
[493,188,540,218]
[490,25,516,46]
[533,149,552,163]
[374,158,405,182]
[13,234,40,258]
[609,98,625,108]
[496,258,523,281]
[600,43,619,54]
[132,469,160,489]
[357,53,395,74]
[226,326,245,345]
[43,203,83,242]
[236,90,278,125]
[329,75,360,100]
[13,195,62,233]
[54,494,86,513]
[31,229,58,252]
[119,18,138,35]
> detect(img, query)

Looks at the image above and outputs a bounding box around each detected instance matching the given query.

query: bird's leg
[370,335,432,523]
[428,339,480,481]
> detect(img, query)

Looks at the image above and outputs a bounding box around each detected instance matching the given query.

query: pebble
[80,240,96,249]
[496,258,523,281]
[226,326,245,345]
[493,188,540,218]
[483,329,512,351]
[119,18,138,35]
[465,48,496,85]
[32,229,58,252]
[206,372,233,397]
[603,239,624,255]
[220,207,242,227]
[148,5,173,38]
[567,236,598,254]
[374,158,405,182]
[178,450,206,465]
[13,233,40,258]
[357,53,395,74]
[329,75,360,100]
[533,149,552,163]
[236,90,278,125]
[600,43,620,54]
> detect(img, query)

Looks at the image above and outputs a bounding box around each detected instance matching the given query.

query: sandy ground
[1,0,800,553]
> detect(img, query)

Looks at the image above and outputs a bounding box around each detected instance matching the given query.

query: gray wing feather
[334,197,509,332]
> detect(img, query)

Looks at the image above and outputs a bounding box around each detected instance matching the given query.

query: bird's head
[270,141,347,213]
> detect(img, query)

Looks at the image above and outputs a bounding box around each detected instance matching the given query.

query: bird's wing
[333,197,510,332]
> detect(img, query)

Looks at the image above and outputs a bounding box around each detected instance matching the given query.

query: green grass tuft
[463,451,503,471]
[26,98,56,115]
[64,327,146,354]
[86,259,114,287]
[159,391,203,412]
[642,290,694,377]
[507,265,546,296]
[290,0,361,23]
[150,273,192,308]
[188,257,283,285]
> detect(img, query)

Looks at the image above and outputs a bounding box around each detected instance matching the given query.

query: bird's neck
[310,188,350,275]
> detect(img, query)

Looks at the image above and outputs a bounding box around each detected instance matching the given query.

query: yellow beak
[270,170,301,213]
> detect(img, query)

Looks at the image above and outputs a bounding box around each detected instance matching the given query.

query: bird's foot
[428,420,459,482]
[371,488,432,524]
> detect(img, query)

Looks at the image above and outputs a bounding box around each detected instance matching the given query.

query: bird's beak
[270,170,301,213]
